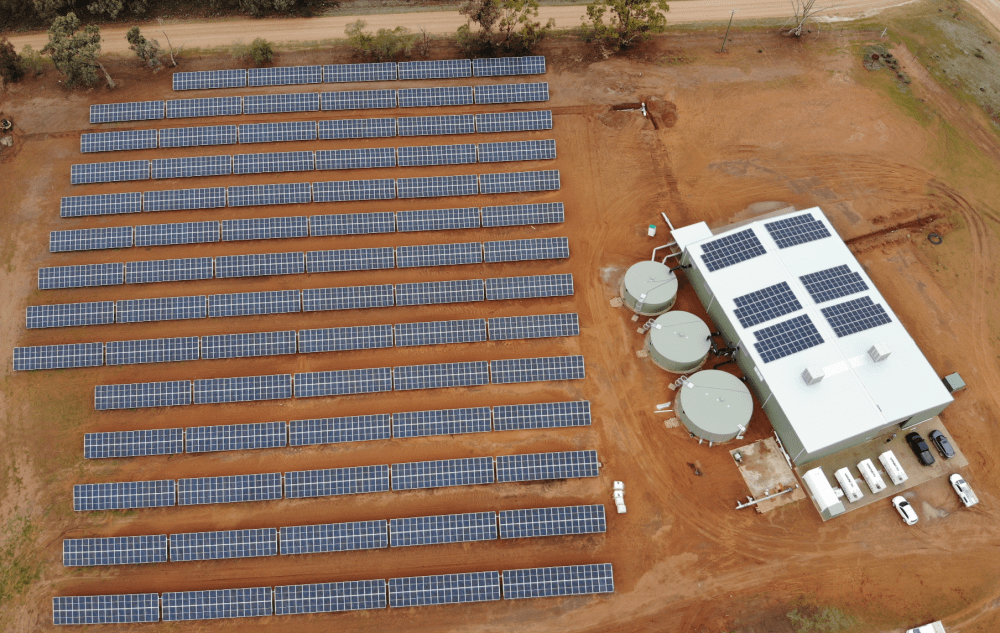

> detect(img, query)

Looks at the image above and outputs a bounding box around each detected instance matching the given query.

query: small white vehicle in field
[950,474,979,507]
[892,496,918,525]
[906,620,946,633]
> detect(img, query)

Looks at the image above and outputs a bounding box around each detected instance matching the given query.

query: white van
[834,467,864,503]
[858,459,887,494]
[878,450,908,485]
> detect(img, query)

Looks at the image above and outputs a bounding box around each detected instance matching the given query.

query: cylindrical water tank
[675,370,753,443]
[645,311,711,373]
[620,260,677,316]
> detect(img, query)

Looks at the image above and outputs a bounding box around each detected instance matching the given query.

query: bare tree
[787,0,828,37]
[158,19,178,67]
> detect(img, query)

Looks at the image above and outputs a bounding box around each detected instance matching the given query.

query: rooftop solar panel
[496,449,599,483]
[186,421,288,453]
[479,169,560,194]
[493,400,591,432]
[474,82,549,105]
[84,428,184,458]
[134,221,219,247]
[316,147,397,171]
[310,211,395,236]
[481,202,563,228]
[498,504,606,540]
[484,273,574,300]
[215,251,305,278]
[488,313,580,341]
[320,89,396,111]
[124,257,214,284]
[821,296,893,337]
[288,414,391,446]
[172,69,247,91]
[393,318,487,348]
[475,110,553,133]
[143,187,227,212]
[396,242,483,268]
[233,150,315,174]
[293,367,393,398]
[209,289,301,317]
[398,86,474,108]
[397,143,477,167]
[312,178,395,202]
[285,465,390,499]
[388,571,500,607]
[248,65,323,87]
[478,139,556,163]
[398,59,472,80]
[70,160,150,185]
[394,360,490,391]
[396,207,479,232]
[80,129,158,153]
[397,114,476,137]
[228,182,312,207]
[274,580,387,615]
[38,263,123,290]
[490,355,585,384]
[765,212,832,249]
[116,295,207,323]
[105,337,199,365]
[53,594,160,625]
[390,511,495,547]
[298,324,393,353]
[238,120,317,144]
[752,313,825,363]
[158,124,239,148]
[151,154,233,179]
[193,374,293,404]
[800,264,870,304]
[391,456,495,491]
[323,61,397,83]
[472,56,546,77]
[177,474,282,506]
[397,174,479,198]
[699,228,767,272]
[279,521,388,555]
[73,480,176,511]
[483,236,569,263]
[90,101,165,124]
[94,380,192,410]
[165,96,242,119]
[732,282,803,328]
[318,117,397,140]
[161,587,273,621]
[13,342,104,371]
[49,226,134,253]
[26,301,115,329]
[305,247,394,273]
[169,528,277,562]
[392,406,491,438]
[200,330,297,359]
[395,279,485,306]
[63,534,168,566]
[502,563,614,600]
[61,192,142,218]
[302,284,394,311]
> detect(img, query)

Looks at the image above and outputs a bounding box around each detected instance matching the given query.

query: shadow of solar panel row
[303,284,393,311]
[478,139,556,163]
[143,187,227,212]
[474,82,549,104]
[398,86,474,108]
[398,174,479,198]
[233,150,315,174]
[298,325,393,353]
[752,313,825,363]
[397,207,480,232]
[275,580,386,616]
[821,296,892,337]
[488,313,579,341]
[293,367,393,398]
[215,252,304,278]
[150,154,232,179]
[280,521,387,556]
[392,406,491,439]
[389,571,500,607]
[243,92,320,114]
[321,89,397,111]
[395,279,485,306]
[116,295,207,323]
[90,101,164,123]
[498,504,605,540]
[765,212,832,249]
[481,202,563,228]
[61,192,141,217]
[393,318,487,348]
[480,169,560,194]
[502,563,613,600]
[316,147,396,170]
[81,129,158,153]
[53,593,160,625]
[124,257,214,284]
[50,226,133,253]
[394,360,490,391]
[391,457,495,491]
[172,69,247,91]
[249,65,322,87]
[699,227,767,272]
[313,178,395,202]
[319,117,396,139]
[208,289,301,317]
[398,59,472,80]
[732,281,803,329]
[398,143,477,167]
[161,587,272,621]
[239,121,317,144]
[187,422,287,453]
[490,355,586,385]
[485,273,573,300]
[324,61,397,83]
[390,511,495,548]
[493,400,590,432]
[193,374,292,404]
[94,380,192,410]
[473,56,546,77]
[134,221,219,247]
[170,528,277,562]
[63,535,168,567]
[106,337,199,365]
[398,114,475,136]
[496,450,599,483]
[305,246,393,273]
[73,480,176,511]
[484,236,569,263]
[159,125,238,148]
[85,429,183,458]
[201,330,297,360]
[289,414,392,446]
[285,465,390,499]
[70,160,150,185]
[178,474,283,506]
[799,264,870,304]
[38,263,123,290]
[396,242,482,268]
[13,342,104,371]
[228,182,312,206]
[310,211,395,236]
[474,110,552,133]
[27,301,115,329]
[166,96,242,119]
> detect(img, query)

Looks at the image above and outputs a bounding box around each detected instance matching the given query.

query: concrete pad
[729,438,807,513]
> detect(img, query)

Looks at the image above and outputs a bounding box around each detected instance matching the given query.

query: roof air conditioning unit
[868,342,892,363]
[802,366,825,386]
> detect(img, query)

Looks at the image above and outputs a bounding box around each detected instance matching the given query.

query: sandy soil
[2,24,1000,633]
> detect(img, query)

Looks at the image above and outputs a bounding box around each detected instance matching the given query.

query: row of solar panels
[64,504,604,566]
[17,313,579,371]
[90,83,550,123]
[73,449,599,511]
[53,562,613,624]
[37,236,570,290]
[91,355,585,410]
[25,273,574,329]
[172,58,546,91]
[70,140,556,184]
[82,401,590,458]
[51,203,564,252]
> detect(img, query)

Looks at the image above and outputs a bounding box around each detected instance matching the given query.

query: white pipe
[661,212,675,231]
[651,243,675,261]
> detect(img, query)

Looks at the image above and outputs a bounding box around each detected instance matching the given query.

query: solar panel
[398,86,474,108]
[94,380,192,410]
[481,202,563,228]
[71,160,150,184]
[143,187,227,212]
[13,342,104,371]
[192,374,293,404]
[392,406,491,438]
[395,279,485,306]
[84,428,184,458]
[498,505,606,540]
[324,61,397,83]
[397,174,479,198]
[228,182,312,207]
[700,228,767,272]
[310,211,395,236]
[732,282,803,328]
[397,114,476,137]
[209,290,301,317]
[306,247,394,273]
[53,594,160,625]
[397,143,477,167]
[318,117,396,139]
[124,257,214,284]
[284,465,390,499]
[105,337,199,365]
[388,571,500,607]
[478,139,555,163]
[38,263,123,290]
[90,101,165,123]
[302,284,394,312]
[800,264,870,304]
[493,400,591,432]
[474,82,549,104]
[161,587,273,621]
[279,521,388,555]
[151,154,232,179]
[316,147,396,170]
[502,563,614,600]
[201,331,297,359]
[61,192,141,218]
[391,457,495,491]
[765,212,832,248]
[170,529,277,562]
[312,178,395,202]
[239,121,317,144]
[73,480,176,511]
[488,313,579,341]
[393,360,490,391]
[233,150,314,174]
[472,56,546,77]
[214,251,305,278]
[26,301,115,329]
[274,580,387,615]
[50,227,134,253]
[172,69,247,91]
[496,449,599,483]
[220,217,306,243]
[63,535,168,566]
[396,207,479,232]
[177,474,283,506]
[186,422,287,454]
[248,65,323,86]
[298,324,393,353]
[475,110,552,133]
[241,92,321,114]
[390,511,495,547]
[159,124,239,148]
[81,129,158,153]
[394,318,487,348]
[752,313,825,363]
[479,169,560,194]
[490,355,585,384]
[293,367,393,398]
[821,296,892,337]
[483,236,569,263]
[133,221,219,247]
[288,414,391,446]
[165,96,242,119]
[116,295,207,323]
[398,59,472,80]
[396,242,483,268]
[320,89,396,111]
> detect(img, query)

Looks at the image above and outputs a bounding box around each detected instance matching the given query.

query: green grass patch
[0,516,41,610]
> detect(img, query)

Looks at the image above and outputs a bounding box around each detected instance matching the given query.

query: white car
[950,474,979,507]
[892,496,918,525]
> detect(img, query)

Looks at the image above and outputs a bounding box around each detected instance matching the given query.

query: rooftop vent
[802,366,825,386]
[868,342,892,363]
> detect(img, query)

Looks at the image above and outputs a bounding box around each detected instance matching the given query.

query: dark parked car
[929,430,955,459]
[906,432,936,466]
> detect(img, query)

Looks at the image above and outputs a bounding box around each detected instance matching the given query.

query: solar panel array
[177,474,283,506]
[63,535,168,566]
[765,212,832,248]
[193,374,292,404]
[38,263,123,290]
[135,221,219,246]
[239,121,317,144]
[732,282,803,328]
[490,355,586,384]
[480,169,560,194]
[313,178,395,202]
[799,264,870,303]
[315,147,396,170]
[389,572,500,607]
[13,342,103,371]
[232,150,314,174]
[321,89,397,111]
[391,457,495,491]
[106,337,199,365]
[71,160,150,185]
[124,257,214,285]
[398,59,472,80]
[243,93,320,115]
[302,284,393,311]
[159,125,238,148]
[473,56,546,77]
[94,380,192,410]
[161,587,272,621]
[248,65,323,87]
[84,428,184,458]
[289,415,392,446]
[485,274,574,300]
[81,129,158,153]
[397,207,480,232]
[274,580,387,615]
[150,154,232,179]
[60,192,141,218]
[73,480,176,511]
[298,324,393,353]
[53,594,160,625]
[169,528,277,561]
[200,330,296,359]
[475,110,553,133]
[493,400,591,432]
[186,422,287,453]
[221,216,309,242]
[392,406,491,438]
[27,301,115,329]
[498,504,606,539]
[394,318,487,347]
[310,211,395,236]
[284,465,390,499]
[484,236,569,263]
[397,143,477,167]
[306,247,393,273]
[398,114,475,137]
[398,86,474,108]
[752,313,825,363]
[478,139,556,163]
[144,187,227,212]
[173,69,247,91]
[318,117,396,139]
[323,62,397,83]
[394,360,490,391]
[482,202,564,227]
[396,242,482,268]
[502,564,614,600]
[279,521,388,555]
[116,295,207,323]
[821,296,892,337]
[496,450,600,483]
[474,82,549,104]
[293,367,393,398]
[390,511,496,547]
[90,101,164,124]
[488,313,579,341]
[166,96,242,119]
[227,182,312,207]
[209,290,301,317]
[397,174,479,198]
[699,228,768,272]
[395,279,485,306]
